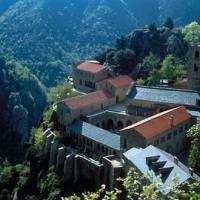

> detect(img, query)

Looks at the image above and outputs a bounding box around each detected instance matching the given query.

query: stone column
[44,133,55,156]
[49,140,59,166]
[73,155,80,184]
[64,154,75,181]
[41,128,52,151]
[56,146,67,173]
[95,165,103,189]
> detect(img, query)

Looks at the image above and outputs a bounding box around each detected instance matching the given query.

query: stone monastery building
[43,46,200,195]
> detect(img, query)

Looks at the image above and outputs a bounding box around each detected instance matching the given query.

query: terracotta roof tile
[77,61,106,73]
[120,106,192,139]
[108,75,133,88]
[63,90,113,110]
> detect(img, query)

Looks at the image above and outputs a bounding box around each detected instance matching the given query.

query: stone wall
[87,111,144,131]
[120,118,193,155]
[41,129,123,191]
[73,65,108,91]
[188,44,200,91]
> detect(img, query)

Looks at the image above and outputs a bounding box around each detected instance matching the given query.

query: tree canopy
[182,21,200,44]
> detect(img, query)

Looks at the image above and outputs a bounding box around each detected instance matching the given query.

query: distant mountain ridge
[0,0,200,86]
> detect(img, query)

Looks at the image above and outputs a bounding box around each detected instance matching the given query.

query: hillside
[0,0,200,86]
[0,57,47,161]
[0,0,18,15]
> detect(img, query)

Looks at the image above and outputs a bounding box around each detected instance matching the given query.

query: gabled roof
[128,85,200,106]
[124,145,200,194]
[63,90,113,110]
[120,106,192,139]
[77,61,106,73]
[108,75,133,88]
[69,120,120,151]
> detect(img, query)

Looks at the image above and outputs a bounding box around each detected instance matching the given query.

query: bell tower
[188,44,200,91]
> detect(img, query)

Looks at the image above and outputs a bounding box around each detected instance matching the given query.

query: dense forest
[0,57,47,161]
[95,19,200,86]
[1,0,200,86]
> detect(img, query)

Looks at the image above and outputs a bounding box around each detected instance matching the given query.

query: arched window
[117,121,124,130]
[102,121,106,129]
[195,51,199,59]
[194,64,198,72]
[102,146,105,153]
[124,139,127,149]
[107,119,114,130]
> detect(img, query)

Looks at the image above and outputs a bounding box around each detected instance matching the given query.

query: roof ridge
[63,89,108,102]
[135,85,199,93]
[122,106,185,130]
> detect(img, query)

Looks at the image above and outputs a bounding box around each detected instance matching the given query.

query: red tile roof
[77,61,106,73]
[108,75,133,88]
[120,106,192,139]
[63,90,113,110]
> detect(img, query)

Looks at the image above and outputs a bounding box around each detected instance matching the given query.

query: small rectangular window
[173,130,178,136]
[154,139,159,145]
[179,127,183,134]
[167,132,172,140]
[161,136,165,143]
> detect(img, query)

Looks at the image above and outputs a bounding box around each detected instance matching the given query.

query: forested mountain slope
[0,0,200,86]
[0,57,47,161]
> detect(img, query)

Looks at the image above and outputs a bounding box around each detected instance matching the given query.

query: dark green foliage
[163,17,174,29]
[113,49,136,73]
[148,23,157,31]
[187,119,200,174]
[0,189,11,200]
[95,23,187,79]
[182,22,200,44]
[0,0,200,86]
[24,196,38,200]
[0,57,47,161]
[142,52,160,72]
[39,167,61,200]
[116,36,127,50]
[47,81,78,104]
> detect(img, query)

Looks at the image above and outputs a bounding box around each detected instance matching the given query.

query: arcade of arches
[96,119,133,131]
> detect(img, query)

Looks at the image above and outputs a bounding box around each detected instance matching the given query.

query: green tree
[187,119,200,173]
[174,64,186,79]
[114,49,136,73]
[160,55,175,80]
[147,69,161,86]
[64,168,200,200]
[30,127,43,147]
[115,35,127,49]
[48,81,78,103]
[163,17,174,30]
[40,168,61,200]
[142,52,160,72]
[136,79,145,86]
[182,21,200,44]
[148,23,157,31]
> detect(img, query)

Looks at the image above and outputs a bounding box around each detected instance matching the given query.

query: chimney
[189,168,194,177]
[170,115,174,127]
[174,156,179,165]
